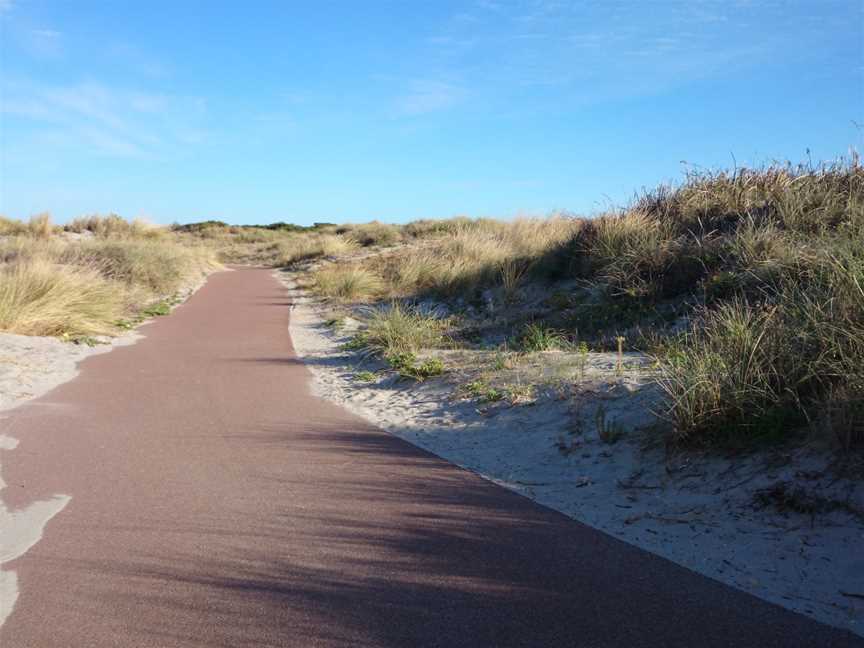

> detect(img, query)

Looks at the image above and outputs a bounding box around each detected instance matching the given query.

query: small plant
[492,352,512,371]
[385,350,417,372]
[615,336,625,376]
[500,259,528,303]
[505,382,535,405]
[409,357,446,380]
[142,299,172,317]
[576,341,589,381]
[596,404,625,444]
[353,370,377,382]
[464,379,504,402]
[385,351,445,381]
[514,322,569,352]
[340,333,369,352]
[72,335,101,347]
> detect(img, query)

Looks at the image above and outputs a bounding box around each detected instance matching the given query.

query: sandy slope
[280,272,864,637]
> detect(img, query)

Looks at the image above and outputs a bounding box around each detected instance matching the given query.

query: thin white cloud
[395,80,465,116]
[1,79,207,159]
[19,27,64,58]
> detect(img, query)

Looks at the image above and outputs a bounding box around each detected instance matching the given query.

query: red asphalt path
[1,267,861,647]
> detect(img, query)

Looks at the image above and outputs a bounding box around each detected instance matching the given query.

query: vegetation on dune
[269,159,863,450]
[0,258,126,337]
[345,302,449,361]
[0,214,218,337]
[311,265,382,301]
[4,158,860,449]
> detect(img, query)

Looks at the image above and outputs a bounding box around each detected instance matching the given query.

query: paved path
[1,268,860,647]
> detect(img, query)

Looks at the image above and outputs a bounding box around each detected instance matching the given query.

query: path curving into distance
[0,267,860,647]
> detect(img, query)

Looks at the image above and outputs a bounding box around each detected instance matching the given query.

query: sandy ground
[0,275,212,628]
[280,272,864,638]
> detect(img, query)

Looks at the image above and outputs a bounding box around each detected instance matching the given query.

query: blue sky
[1,1,862,225]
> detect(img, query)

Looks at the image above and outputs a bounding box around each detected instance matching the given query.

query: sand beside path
[280,272,864,638]
[1,267,861,647]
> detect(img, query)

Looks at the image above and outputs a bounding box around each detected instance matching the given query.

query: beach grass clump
[343,221,402,247]
[0,258,127,337]
[513,322,570,352]
[311,265,382,301]
[0,214,218,338]
[27,213,55,239]
[359,302,449,358]
[65,214,165,239]
[371,216,580,298]
[658,242,864,446]
[277,234,356,266]
[0,216,28,236]
[70,238,216,294]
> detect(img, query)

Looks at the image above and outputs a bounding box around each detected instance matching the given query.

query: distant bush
[65,214,164,239]
[277,234,356,266]
[343,221,402,247]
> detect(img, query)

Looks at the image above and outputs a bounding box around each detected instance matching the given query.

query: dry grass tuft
[65,214,165,239]
[311,265,382,301]
[359,302,449,357]
[0,258,127,337]
[0,215,218,337]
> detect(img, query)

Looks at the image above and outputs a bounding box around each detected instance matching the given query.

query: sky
[0,1,862,226]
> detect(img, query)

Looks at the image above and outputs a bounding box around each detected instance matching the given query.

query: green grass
[360,302,449,357]
[464,379,505,402]
[512,322,570,352]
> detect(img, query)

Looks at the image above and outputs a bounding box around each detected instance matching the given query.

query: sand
[280,272,864,637]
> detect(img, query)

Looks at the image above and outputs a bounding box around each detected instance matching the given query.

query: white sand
[281,273,864,637]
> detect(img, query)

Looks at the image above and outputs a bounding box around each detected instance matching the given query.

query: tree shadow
[55,418,863,647]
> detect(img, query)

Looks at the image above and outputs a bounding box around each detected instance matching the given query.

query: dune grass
[65,213,165,239]
[353,302,449,357]
[5,161,859,448]
[311,265,382,302]
[0,214,218,337]
[0,258,127,337]
[277,234,356,266]
[296,159,863,449]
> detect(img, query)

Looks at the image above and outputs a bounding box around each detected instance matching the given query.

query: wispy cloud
[395,80,466,116]
[412,0,835,111]
[1,80,207,158]
[0,0,13,15]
